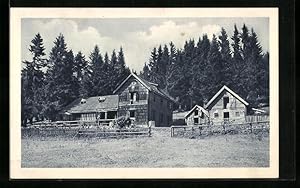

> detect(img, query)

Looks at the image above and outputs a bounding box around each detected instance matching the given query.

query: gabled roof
[205,85,249,109]
[63,95,119,114]
[184,105,209,118]
[113,73,176,103]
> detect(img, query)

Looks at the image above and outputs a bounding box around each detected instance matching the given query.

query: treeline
[140,24,269,111]
[21,33,130,125]
[22,23,269,125]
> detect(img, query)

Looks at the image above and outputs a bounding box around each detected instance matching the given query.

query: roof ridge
[205,85,249,108]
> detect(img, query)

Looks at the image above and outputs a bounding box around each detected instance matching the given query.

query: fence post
[148,125,152,137]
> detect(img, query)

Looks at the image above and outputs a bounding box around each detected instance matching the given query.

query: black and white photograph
[10,8,279,179]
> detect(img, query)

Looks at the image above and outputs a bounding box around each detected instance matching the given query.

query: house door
[223,112,229,122]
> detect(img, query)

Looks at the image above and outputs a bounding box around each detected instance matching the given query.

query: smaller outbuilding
[184,105,209,126]
[205,85,249,124]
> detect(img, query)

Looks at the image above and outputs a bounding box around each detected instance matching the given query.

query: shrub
[115,116,132,129]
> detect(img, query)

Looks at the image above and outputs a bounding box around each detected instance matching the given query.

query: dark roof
[113,73,176,103]
[63,95,119,114]
[139,76,176,102]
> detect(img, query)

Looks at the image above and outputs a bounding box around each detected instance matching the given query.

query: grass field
[21,128,269,168]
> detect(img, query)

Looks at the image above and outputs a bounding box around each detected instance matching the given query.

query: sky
[22,18,269,72]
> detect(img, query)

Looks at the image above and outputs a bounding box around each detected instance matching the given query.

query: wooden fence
[75,127,151,138]
[245,115,269,122]
[23,120,151,138]
[170,120,269,137]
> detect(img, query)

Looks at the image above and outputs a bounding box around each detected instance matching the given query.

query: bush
[115,116,132,129]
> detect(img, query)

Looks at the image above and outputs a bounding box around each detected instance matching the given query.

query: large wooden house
[113,73,175,127]
[61,73,175,127]
[204,85,249,124]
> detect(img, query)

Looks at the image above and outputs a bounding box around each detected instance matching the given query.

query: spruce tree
[218,27,233,86]
[21,33,47,125]
[166,42,179,95]
[45,33,76,121]
[88,45,107,96]
[115,47,130,86]
[207,34,223,95]
[140,63,151,80]
[231,24,245,96]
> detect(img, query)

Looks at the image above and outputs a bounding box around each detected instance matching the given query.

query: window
[161,97,163,104]
[99,112,105,119]
[223,96,229,109]
[200,112,204,118]
[235,111,240,117]
[214,113,219,118]
[130,110,135,118]
[130,92,138,104]
[139,92,147,100]
[80,99,86,104]
[194,118,199,124]
[194,110,198,116]
[107,111,117,119]
[224,112,229,118]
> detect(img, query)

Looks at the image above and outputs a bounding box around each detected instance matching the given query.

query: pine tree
[244,28,264,106]
[191,35,211,104]
[104,52,110,65]
[240,24,251,60]
[157,44,169,89]
[74,51,89,98]
[115,47,130,86]
[231,24,245,96]
[218,27,233,86]
[21,33,47,125]
[88,45,107,96]
[148,47,159,84]
[45,34,78,120]
[166,42,179,94]
[110,49,118,67]
[206,34,223,96]
[140,63,151,80]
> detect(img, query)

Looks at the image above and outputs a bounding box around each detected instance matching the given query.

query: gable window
[194,118,199,124]
[214,113,219,118]
[235,111,240,117]
[194,110,198,116]
[200,111,204,118]
[130,92,138,104]
[223,96,229,109]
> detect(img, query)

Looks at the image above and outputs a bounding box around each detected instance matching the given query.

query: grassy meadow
[21,128,269,168]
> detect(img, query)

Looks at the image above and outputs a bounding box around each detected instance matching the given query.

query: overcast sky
[22,18,269,72]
